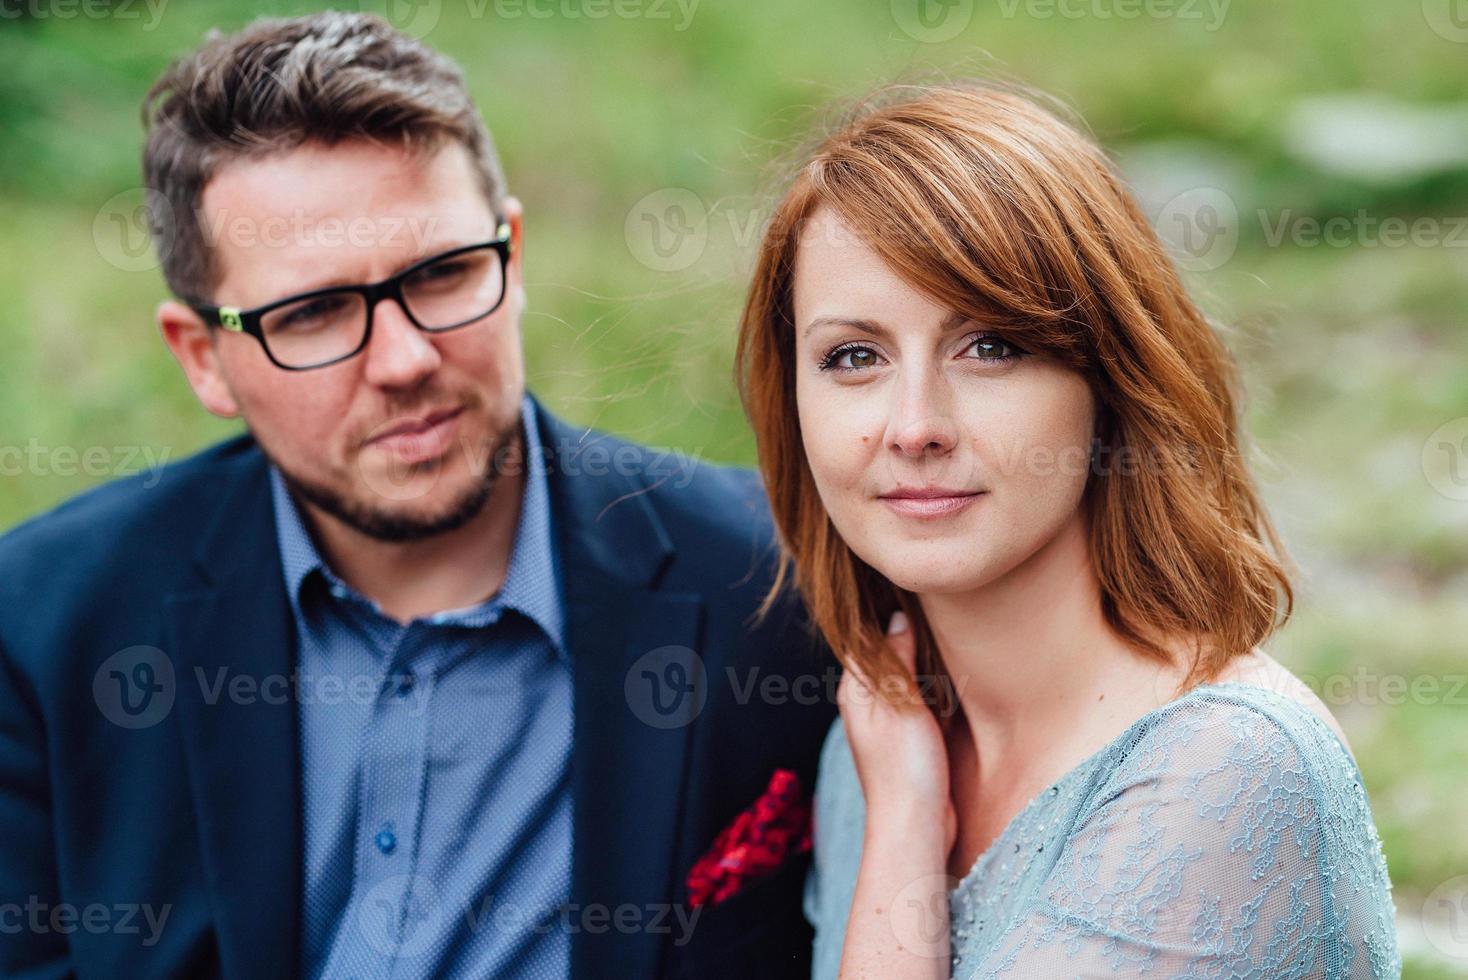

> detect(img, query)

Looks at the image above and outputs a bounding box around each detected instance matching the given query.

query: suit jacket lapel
[536,402,704,980]
[163,452,302,980]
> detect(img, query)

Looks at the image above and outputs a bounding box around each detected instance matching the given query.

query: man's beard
[265,414,521,544]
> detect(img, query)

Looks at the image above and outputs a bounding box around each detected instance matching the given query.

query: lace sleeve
[962,693,1400,979]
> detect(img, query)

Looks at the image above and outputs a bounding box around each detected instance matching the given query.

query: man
[0,12,834,979]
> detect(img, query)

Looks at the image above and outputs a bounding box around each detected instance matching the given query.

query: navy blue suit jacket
[0,398,837,979]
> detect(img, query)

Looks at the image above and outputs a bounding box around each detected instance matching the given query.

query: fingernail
[887,611,909,635]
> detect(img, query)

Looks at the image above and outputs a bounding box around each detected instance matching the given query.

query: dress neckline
[944,680,1297,895]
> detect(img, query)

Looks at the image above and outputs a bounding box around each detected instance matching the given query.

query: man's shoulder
[0,433,263,589]
[539,410,781,595]
[640,450,769,536]
[542,413,771,537]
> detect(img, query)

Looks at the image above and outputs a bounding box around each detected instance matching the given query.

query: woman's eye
[817,334,1023,373]
[820,344,883,372]
[964,334,1023,362]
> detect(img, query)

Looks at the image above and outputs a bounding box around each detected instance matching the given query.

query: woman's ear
[157,300,241,418]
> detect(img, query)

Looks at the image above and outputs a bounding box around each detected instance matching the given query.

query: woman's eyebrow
[801,316,888,340]
[801,311,974,340]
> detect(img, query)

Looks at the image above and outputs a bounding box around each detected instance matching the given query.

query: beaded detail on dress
[803,682,1401,980]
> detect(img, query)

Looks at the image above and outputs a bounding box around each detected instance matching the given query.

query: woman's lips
[365,408,463,466]
[879,490,985,518]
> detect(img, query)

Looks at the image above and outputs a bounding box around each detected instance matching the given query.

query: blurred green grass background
[2,0,1466,972]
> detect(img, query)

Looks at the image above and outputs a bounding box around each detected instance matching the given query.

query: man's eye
[418,261,467,282]
[292,300,335,321]
[263,293,357,335]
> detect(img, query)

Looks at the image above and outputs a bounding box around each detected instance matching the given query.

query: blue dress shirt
[269,394,573,980]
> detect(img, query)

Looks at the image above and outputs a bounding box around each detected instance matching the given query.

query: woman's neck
[920,509,1188,779]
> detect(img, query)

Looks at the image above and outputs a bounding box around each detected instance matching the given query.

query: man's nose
[362,299,441,389]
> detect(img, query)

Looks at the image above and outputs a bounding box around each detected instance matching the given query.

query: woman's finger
[840,612,916,714]
[885,610,915,674]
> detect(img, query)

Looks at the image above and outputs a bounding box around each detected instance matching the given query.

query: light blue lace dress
[804,682,1401,979]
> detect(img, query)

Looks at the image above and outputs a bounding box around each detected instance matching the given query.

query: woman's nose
[886,376,959,457]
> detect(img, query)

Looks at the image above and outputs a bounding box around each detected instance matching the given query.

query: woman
[735,83,1399,979]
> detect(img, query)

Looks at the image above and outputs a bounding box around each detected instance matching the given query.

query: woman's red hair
[735,82,1293,707]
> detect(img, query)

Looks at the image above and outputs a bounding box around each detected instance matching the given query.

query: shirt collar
[268,393,565,657]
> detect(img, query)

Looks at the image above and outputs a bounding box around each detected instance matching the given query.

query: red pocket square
[686,768,813,908]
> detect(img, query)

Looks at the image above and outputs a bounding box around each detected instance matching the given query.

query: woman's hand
[835,611,957,980]
[838,611,956,855]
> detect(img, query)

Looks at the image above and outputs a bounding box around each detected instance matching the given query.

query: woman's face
[792,207,1098,595]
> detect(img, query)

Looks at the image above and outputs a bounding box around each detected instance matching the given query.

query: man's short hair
[141,11,507,305]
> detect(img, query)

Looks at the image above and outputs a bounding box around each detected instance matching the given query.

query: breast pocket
[663,853,814,980]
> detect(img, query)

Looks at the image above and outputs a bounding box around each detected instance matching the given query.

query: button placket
[346,629,436,972]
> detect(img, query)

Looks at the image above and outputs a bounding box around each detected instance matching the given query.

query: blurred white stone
[1283,94,1468,184]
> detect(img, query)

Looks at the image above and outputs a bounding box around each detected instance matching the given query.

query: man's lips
[366,407,463,445]
[363,407,464,466]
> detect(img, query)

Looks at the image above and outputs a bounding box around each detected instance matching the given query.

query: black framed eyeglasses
[189,222,513,370]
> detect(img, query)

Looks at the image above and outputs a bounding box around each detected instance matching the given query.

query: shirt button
[374,827,397,855]
[382,671,416,698]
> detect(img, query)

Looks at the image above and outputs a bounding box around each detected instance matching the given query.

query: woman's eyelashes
[816,332,1027,373]
[965,334,1027,363]
[818,341,884,372]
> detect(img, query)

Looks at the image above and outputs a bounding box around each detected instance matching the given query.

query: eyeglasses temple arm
[189,304,245,332]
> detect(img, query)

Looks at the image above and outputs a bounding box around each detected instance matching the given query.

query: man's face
[165,138,527,540]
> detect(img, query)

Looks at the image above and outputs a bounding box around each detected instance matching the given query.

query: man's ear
[157,300,241,418]
[502,195,524,288]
